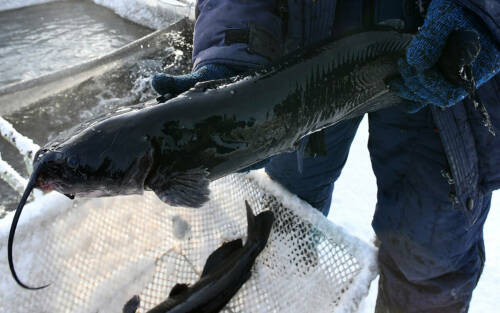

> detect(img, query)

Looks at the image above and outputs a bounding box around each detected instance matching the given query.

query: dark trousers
[265,104,491,312]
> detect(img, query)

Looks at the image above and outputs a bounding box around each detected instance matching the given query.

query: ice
[0,1,195,30]
[0,116,39,157]
[0,0,58,11]
[92,0,195,29]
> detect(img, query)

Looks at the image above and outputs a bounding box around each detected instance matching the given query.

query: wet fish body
[35,31,413,207]
[143,201,274,313]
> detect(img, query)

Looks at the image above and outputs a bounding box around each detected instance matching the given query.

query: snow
[0,116,39,157]
[91,0,195,29]
[329,117,500,313]
[0,0,195,30]
[86,255,156,313]
[0,0,59,11]
[0,154,28,195]
[0,192,72,240]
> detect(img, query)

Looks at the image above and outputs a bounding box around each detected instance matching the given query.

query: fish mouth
[37,180,55,192]
[35,171,60,192]
[36,177,74,200]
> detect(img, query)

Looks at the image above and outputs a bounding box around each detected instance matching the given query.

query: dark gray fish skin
[144,201,274,313]
[31,31,413,208]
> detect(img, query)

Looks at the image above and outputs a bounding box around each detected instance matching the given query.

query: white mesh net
[0,171,377,313]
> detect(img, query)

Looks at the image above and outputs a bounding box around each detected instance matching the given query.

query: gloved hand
[151,63,239,97]
[390,0,500,113]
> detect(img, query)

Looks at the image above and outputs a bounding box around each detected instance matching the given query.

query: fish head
[32,147,87,198]
[8,112,155,290]
[33,119,154,198]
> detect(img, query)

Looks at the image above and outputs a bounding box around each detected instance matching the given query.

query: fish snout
[32,150,67,192]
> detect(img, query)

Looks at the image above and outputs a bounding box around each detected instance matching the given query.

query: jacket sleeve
[455,0,500,44]
[192,0,283,72]
[191,0,337,72]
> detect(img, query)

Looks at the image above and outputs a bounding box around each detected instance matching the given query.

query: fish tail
[245,201,274,251]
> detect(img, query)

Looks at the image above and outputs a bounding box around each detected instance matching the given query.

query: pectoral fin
[148,167,210,208]
[201,239,243,277]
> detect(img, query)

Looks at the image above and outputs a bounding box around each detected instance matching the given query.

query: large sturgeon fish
[8,30,477,289]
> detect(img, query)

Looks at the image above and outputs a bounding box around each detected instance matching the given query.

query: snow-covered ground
[330,118,500,313]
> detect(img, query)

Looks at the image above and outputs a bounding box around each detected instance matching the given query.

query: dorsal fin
[169,283,189,297]
[201,239,243,277]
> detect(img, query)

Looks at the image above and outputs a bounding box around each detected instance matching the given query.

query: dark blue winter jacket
[440,0,500,205]
[192,0,500,212]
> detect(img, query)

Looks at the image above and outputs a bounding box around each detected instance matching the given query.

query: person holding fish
[151,0,500,312]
